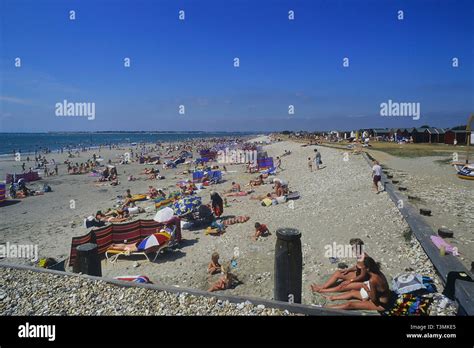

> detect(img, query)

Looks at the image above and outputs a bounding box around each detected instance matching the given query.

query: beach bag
[261,198,272,207]
[392,274,425,294]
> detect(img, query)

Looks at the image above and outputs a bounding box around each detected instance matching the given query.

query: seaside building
[445,129,469,145]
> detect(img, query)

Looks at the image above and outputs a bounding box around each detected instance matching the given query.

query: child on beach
[207,252,222,275]
[308,157,313,172]
[253,222,271,240]
[208,263,237,292]
[148,186,159,199]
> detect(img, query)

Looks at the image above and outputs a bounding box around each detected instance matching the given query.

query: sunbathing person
[185,180,197,193]
[224,181,241,193]
[207,252,222,275]
[97,210,128,223]
[109,242,139,252]
[148,186,159,199]
[249,174,264,187]
[110,167,118,179]
[274,182,285,197]
[311,238,368,293]
[253,222,271,241]
[208,264,238,292]
[122,189,135,208]
[325,257,392,311]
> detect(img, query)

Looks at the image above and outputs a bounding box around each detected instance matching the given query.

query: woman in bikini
[311,238,368,292]
[324,257,393,311]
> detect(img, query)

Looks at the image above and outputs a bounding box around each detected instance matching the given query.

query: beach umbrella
[172,195,202,216]
[137,233,170,251]
[154,206,174,222]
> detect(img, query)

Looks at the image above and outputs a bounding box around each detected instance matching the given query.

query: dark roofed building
[445,130,468,145]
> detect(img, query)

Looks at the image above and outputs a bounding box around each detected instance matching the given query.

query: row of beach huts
[289,126,470,145]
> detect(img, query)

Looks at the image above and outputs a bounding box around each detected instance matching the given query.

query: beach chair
[105,243,169,263]
[105,227,175,264]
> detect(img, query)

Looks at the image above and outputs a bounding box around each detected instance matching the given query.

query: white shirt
[372,164,382,176]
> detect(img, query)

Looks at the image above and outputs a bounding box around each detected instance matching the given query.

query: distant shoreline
[0,131,261,157]
[0,131,262,134]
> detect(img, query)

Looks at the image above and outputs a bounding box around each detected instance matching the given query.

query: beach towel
[430,235,460,256]
[261,198,272,207]
[261,166,276,175]
[205,227,222,235]
[155,197,174,209]
[225,191,248,197]
[383,294,432,316]
[131,194,147,202]
[115,275,152,284]
[286,191,300,200]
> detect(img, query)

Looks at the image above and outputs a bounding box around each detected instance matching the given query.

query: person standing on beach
[210,191,224,218]
[276,156,282,170]
[314,149,322,170]
[372,160,382,193]
[307,157,313,172]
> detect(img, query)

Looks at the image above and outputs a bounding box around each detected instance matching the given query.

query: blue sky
[0,0,473,132]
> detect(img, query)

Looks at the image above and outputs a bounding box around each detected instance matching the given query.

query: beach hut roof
[447,129,469,133]
[427,127,445,134]
[373,128,391,135]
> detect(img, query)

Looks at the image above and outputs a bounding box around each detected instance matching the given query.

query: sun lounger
[105,242,169,263]
[105,226,177,263]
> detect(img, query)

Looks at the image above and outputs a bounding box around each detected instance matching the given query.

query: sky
[0,0,473,132]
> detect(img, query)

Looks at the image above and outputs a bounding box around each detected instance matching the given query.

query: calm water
[0,132,257,156]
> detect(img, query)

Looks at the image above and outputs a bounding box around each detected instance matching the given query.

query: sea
[0,132,258,156]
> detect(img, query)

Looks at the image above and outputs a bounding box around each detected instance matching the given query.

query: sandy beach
[1,135,453,312]
[364,149,473,272]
